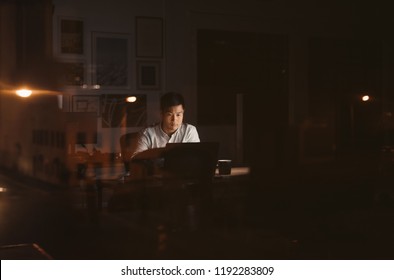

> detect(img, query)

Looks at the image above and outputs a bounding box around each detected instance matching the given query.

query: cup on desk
[218,159,232,175]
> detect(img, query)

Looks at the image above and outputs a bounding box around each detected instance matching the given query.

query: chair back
[119,132,139,170]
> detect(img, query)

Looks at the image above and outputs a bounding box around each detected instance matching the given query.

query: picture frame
[91,32,131,89]
[136,60,161,90]
[72,95,100,115]
[57,60,85,87]
[58,17,84,56]
[101,94,147,128]
[136,17,163,58]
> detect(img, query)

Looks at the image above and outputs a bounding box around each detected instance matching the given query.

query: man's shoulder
[182,122,196,128]
[140,123,160,133]
[182,123,197,131]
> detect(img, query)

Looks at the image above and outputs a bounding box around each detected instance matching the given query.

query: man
[132,91,200,158]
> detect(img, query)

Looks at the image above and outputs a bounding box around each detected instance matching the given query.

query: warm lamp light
[361,95,370,102]
[15,88,32,97]
[126,96,137,102]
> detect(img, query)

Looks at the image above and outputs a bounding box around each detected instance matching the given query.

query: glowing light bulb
[16,89,32,97]
[362,95,370,102]
[126,96,137,102]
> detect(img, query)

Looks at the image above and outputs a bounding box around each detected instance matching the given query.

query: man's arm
[130,131,150,159]
[184,125,200,142]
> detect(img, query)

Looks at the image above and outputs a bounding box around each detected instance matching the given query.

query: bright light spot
[93,84,100,89]
[126,96,137,102]
[0,187,7,193]
[57,95,63,109]
[81,84,88,89]
[16,89,32,97]
[362,95,370,102]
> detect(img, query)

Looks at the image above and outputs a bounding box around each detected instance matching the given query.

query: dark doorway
[197,29,289,167]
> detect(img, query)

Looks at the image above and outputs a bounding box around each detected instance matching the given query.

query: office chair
[119,131,139,174]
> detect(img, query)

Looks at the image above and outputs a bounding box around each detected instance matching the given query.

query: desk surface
[215,166,250,177]
[86,164,251,183]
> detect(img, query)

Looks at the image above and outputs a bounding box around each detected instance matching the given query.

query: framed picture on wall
[57,60,85,87]
[59,17,84,56]
[136,17,163,57]
[136,60,160,90]
[72,95,100,115]
[101,94,147,127]
[92,32,131,89]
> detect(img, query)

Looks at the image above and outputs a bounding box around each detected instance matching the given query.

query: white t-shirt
[132,122,200,157]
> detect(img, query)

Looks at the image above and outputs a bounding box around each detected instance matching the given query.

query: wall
[2,0,391,185]
[52,0,165,156]
[52,0,380,164]
[52,0,341,160]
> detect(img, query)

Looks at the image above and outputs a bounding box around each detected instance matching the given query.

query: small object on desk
[218,159,232,175]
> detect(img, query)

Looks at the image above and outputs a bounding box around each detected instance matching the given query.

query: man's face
[161,104,184,135]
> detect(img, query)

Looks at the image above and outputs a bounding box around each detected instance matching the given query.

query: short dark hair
[160,92,185,111]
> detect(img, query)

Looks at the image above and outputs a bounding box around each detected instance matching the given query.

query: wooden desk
[214,166,250,178]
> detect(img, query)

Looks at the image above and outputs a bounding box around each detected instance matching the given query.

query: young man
[131,91,200,158]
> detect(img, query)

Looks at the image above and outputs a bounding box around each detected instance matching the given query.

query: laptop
[164,142,220,180]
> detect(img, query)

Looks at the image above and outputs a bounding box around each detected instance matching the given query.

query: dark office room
[1,0,394,262]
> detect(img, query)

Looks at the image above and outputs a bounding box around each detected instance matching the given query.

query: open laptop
[164,142,220,180]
